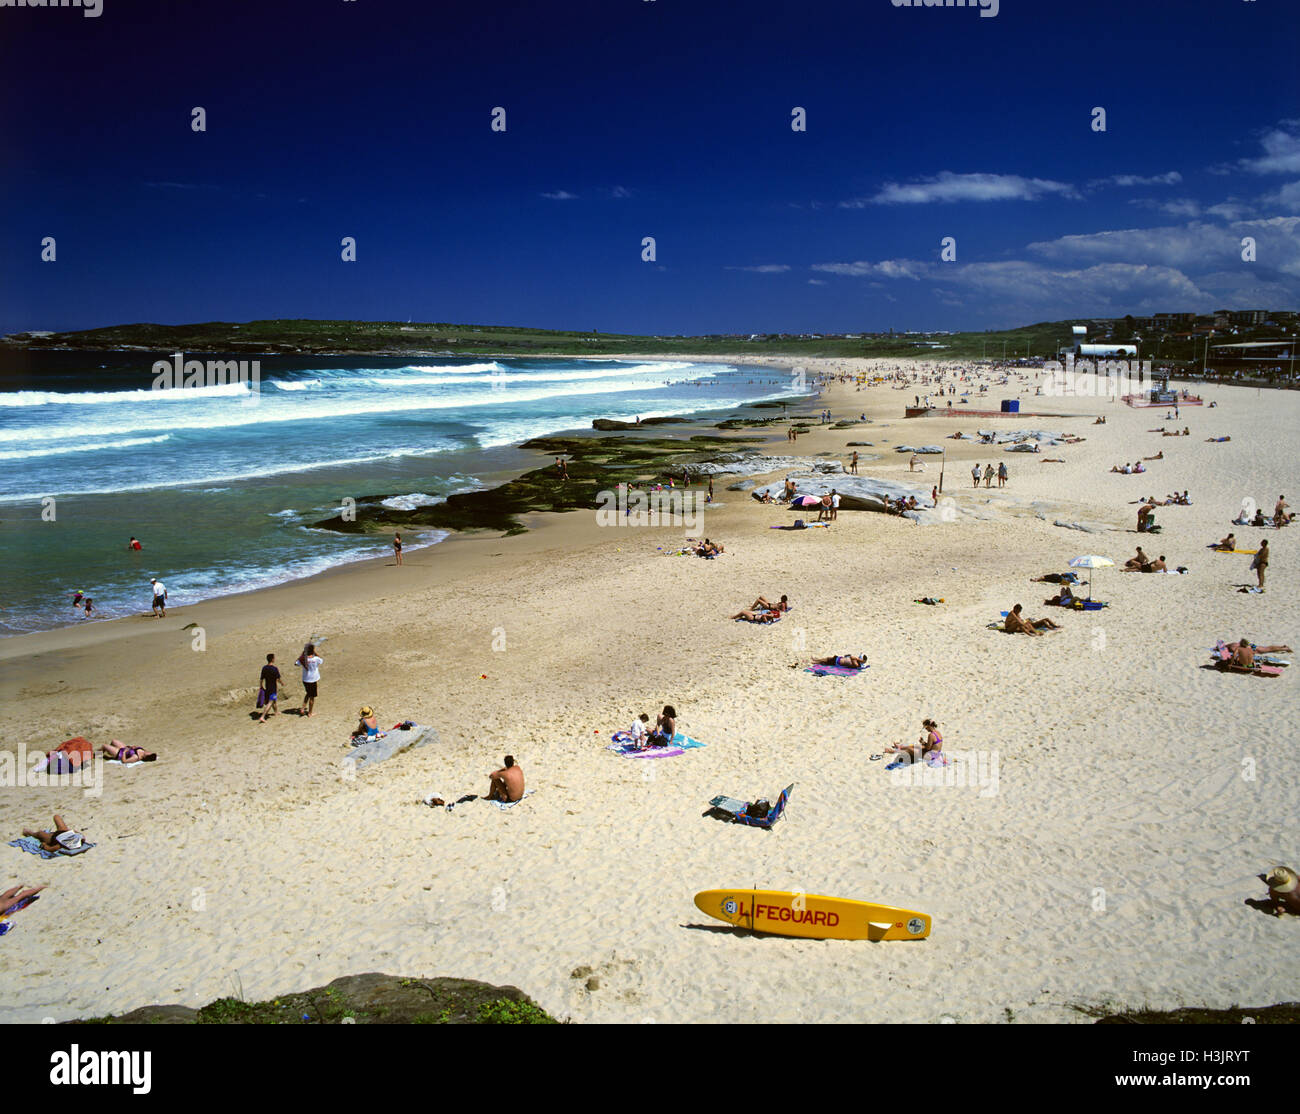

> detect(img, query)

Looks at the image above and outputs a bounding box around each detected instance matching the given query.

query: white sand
[1,359,1296,1023]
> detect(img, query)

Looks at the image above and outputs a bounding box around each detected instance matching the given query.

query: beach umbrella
[1068,554,1114,599]
[791,494,822,508]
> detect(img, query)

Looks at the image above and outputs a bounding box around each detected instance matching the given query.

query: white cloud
[844,172,1078,207]
[540,190,577,200]
[726,264,791,273]
[807,279,826,285]
[1239,123,1300,175]
[1091,172,1183,188]
[811,259,926,279]
[610,186,631,199]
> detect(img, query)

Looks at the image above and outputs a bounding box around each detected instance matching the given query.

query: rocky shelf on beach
[311,432,768,536]
[73,973,559,1025]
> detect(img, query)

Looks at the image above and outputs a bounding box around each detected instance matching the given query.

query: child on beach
[629,713,650,747]
[257,653,281,722]
[81,598,94,619]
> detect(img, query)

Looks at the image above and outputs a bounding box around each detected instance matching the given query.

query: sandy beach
[2,357,1296,1024]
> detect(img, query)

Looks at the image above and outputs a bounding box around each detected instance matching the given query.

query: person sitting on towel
[647,705,677,747]
[1147,555,1168,572]
[1230,640,1257,669]
[811,653,866,670]
[884,718,944,764]
[1004,604,1061,635]
[353,706,380,739]
[1124,547,1149,571]
[487,755,524,803]
[1216,533,1236,551]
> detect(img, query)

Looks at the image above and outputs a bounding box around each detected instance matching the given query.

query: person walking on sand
[487,755,524,802]
[998,462,1008,488]
[1252,540,1270,591]
[149,577,167,618]
[297,643,323,717]
[393,531,403,566]
[257,653,282,723]
[850,450,859,475]
[972,463,981,488]
[984,464,995,489]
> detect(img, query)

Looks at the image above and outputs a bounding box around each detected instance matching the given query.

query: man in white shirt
[150,578,167,618]
[297,643,323,717]
[830,490,841,521]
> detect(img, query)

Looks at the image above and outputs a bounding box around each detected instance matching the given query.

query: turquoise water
[0,352,794,635]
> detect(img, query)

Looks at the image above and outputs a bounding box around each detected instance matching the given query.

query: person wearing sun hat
[1265,866,1300,916]
[354,706,379,739]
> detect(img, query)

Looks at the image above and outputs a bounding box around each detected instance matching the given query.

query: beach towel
[607,731,705,758]
[0,894,39,935]
[804,663,869,676]
[8,836,95,859]
[489,790,534,810]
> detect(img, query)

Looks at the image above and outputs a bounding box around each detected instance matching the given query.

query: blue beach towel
[805,664,868,677]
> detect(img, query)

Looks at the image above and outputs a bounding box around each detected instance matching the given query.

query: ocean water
[0,352,796,636]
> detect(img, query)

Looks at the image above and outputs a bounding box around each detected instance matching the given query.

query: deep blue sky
[2,0,1297,335]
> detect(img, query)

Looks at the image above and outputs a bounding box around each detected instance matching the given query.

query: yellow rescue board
[694,889,931,941]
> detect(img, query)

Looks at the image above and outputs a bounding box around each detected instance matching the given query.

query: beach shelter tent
[1068,554,1114,599]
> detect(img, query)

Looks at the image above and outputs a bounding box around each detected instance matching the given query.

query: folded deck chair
[707,784,794,829]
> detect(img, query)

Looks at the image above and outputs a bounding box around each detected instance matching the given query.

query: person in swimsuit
[487,756,525,802]
[1124,547,1149,571]
[811,653,866,669]
[748,595,790,613]
[21,814,84,854]
[730,608,780,622]
[101,740,157,763]
[1004,604,1061,635]
[1216,533,1236,551]
[884,719,943,763]
[353,706,380,738]
[1225,638,1292,655]
[257,653,281,723]
[393,532,403,566]
[648,705,676,747]
[1254,539,1269,590]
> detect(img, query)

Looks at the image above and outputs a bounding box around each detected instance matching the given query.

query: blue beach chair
[707,784,794,829]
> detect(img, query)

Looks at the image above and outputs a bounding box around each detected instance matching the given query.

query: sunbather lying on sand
[21,814,85,854]
[731,608,781,622]
[100,740,156,763]
[694,539,724,557]
[1045,584,1075,605]
[748,595,790,612]
[811,653,867,669]
[1,883,45,915]
[1004,604,1061,635]
[1226,638,1292,655]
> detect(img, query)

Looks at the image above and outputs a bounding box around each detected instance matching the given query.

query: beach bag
[793,519,805,529]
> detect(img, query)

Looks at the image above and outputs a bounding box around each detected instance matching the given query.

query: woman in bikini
[885,719,944,763]
[748,595,790,613]
[100,740,157,763]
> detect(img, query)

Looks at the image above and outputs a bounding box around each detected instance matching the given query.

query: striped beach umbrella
[1068,554,1114,599]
